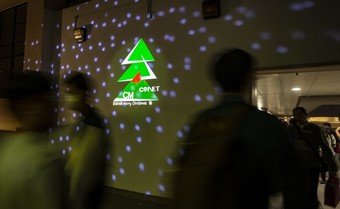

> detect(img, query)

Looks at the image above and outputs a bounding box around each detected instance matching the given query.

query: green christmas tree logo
[114,39,159,103]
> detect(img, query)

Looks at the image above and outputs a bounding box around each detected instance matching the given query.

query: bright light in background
[291,87,301,92]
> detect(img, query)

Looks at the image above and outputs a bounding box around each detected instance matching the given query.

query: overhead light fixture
[291,87,301,92]
[73,27,87,43]
[202,0,221,20]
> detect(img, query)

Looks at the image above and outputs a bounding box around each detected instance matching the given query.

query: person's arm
[316,127,338,174]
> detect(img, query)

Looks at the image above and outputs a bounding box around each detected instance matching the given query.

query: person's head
[210,48,254,93]
[292,107,308,125]
[322,122,332,133]
[9,71,55,132]
[63,72,91,111]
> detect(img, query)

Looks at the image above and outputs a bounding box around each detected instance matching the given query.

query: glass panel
[0,45,12,59]
[0,27,14,46]
[15,23,26,42]
[14,42,24,56]
[16,3,27,23]
[13,55,23,75]
[1,8,15,28]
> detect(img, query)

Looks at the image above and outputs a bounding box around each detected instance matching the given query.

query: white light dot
[118,156,123,163]
[136,136,142,143]
[120,123,125,129]
[200,46,207,52]
[170,91,176,98]
[139,163,145,171]
[156,126,163,133]
[234,20,244,26]
[112,111,117,116]
[146,117,152,123]
[251,42,261,50]
[155,106,161,113]
[166,157,174,166]
[158,184,166,192]
[119,168,125,175]
[194,95,202,102]
[135,124,141,131]
[126,145,132,152]
[112,174,116,181]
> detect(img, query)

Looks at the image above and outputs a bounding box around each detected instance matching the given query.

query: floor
[268,182,340,209]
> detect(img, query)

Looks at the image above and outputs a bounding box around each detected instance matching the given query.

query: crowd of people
[0,48,338,209]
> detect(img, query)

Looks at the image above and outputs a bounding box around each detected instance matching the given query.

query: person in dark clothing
[0,71,63,209]
[174,48,303,209]
[63,72,108,209]
[287,107,338,209]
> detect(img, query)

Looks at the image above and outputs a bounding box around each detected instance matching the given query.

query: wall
[22,0,340,198]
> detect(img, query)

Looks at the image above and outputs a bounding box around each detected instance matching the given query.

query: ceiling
[255,64,340,116]
[0,0,25,11]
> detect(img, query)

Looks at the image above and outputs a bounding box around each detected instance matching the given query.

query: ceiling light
[291,87,301,92]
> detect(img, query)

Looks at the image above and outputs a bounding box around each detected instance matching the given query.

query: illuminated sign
[113,39,160,106]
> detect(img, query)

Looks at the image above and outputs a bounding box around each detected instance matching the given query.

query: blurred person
[63,72,108,209]
[320,122,336,183]
[174,48,302,209]
[287,107,338,209]
[0,71,62,209]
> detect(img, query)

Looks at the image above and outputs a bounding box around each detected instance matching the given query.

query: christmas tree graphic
[114,39,159,103]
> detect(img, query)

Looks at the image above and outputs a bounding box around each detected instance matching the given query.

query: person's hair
[9,71,51,99]
[210,48,254,92]
[292,107,308,116]
[322,122,331,128]
[64,72,90,93]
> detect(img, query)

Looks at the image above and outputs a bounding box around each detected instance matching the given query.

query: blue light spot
[188,30,195,35]
[206,94,215,102]
[158,184,166,192]
[234,20,244,26]
[157,11,165,16]
[194,95,202,103]
[155,106,161,113]
[177,130,184,139]
[135,124,141,131]
[112,111,117,116]
[251,42,261,50]
[173,77,179,84]
[208,36,217,43]
[184,64,191,70]
[200,46,207,52]
[118,156,123,163]
[119,168,125,175]
[162,90,168,96]
[192,11,200,17]
[120,123,125,129]
[245,11,255,19]
[180,18,187,24]
[179,6,186,13]
[169,7,175,13]
[170,91,176,98]
[236,6,247,13]
[156,126,163,133]
[166,157,174,166]
[277,46,289,54]
[224,15,233,21]
[126,145,132,152]
[139,163,145,171]
[146,117,152,123]
[260,32,271,40]
[112,174,116,181]
[136,136,142,143]
[167,63,173,69]
[184,57,191,64]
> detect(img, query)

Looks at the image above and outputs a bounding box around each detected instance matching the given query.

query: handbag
[324,176,340,207]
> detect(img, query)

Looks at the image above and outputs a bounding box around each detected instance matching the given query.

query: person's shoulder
[84,107,104,128]
[306,122,321,130]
